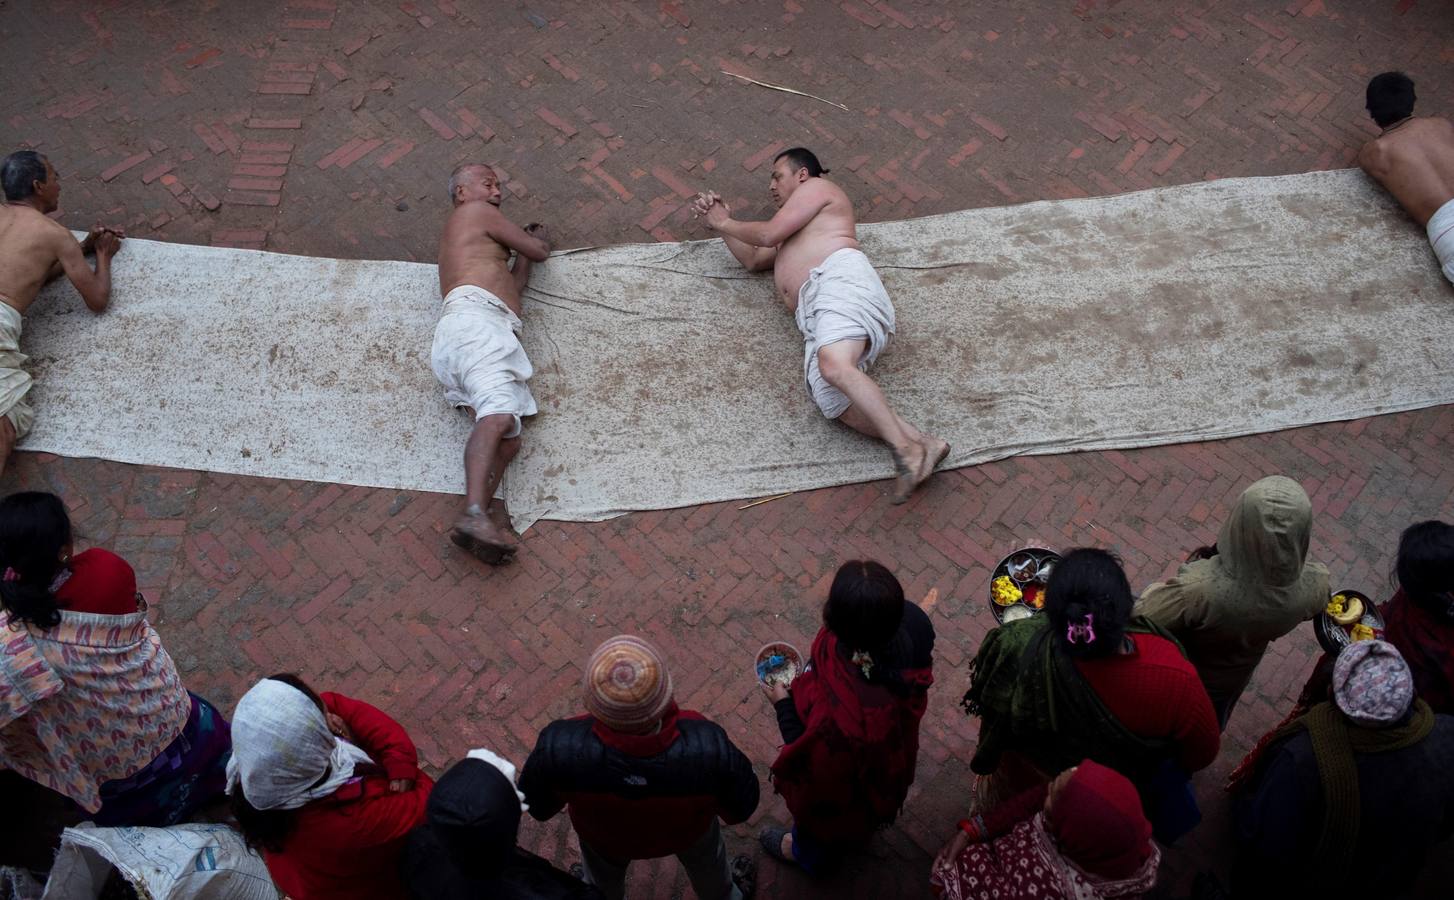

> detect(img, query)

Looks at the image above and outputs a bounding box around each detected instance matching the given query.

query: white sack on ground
[22,170,1454,531]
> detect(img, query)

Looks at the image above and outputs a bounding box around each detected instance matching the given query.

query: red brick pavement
[4,2,1454,897]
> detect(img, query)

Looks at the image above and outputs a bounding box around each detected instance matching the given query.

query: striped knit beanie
[584,635,673,733]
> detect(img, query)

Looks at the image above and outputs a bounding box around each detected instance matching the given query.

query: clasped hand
[690,191,729,229]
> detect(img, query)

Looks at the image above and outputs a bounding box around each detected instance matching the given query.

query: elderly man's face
[37,160,61,213]
[462,167,502,206]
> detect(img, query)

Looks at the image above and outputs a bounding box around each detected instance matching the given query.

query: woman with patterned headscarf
[1234,640,1454,896]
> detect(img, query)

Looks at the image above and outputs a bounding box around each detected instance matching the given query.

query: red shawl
[1381,590,1454,715]
[769,627,932,844]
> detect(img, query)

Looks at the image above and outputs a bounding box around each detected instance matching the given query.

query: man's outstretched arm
[692,193,775,272]
[703,184,827,248]
[512,223,550,293]
[54,227,122,312]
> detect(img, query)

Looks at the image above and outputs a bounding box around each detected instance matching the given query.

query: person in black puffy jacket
[519,635,759,900]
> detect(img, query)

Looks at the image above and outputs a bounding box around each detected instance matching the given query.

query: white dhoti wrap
[794,247,896,419]
[1428,198,1454,286]
[430,285,537,439]
[0,302,34,440]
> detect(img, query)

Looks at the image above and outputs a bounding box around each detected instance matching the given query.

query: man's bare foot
[890,442,928,504]
[917,436,950,483]
[450,514,517,566]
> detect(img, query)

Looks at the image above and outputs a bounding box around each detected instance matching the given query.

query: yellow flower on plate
[992,575,1023,607]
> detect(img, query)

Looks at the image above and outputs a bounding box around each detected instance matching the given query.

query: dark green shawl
[961,615,1184,779]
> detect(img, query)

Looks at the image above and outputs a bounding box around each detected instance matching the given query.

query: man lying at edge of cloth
[1358,71,1454,286]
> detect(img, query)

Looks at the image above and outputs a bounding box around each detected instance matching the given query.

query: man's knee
[816,348,856,386]
[474,413,516,435]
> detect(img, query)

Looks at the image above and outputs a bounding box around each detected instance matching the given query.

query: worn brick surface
[4,2,1454,897]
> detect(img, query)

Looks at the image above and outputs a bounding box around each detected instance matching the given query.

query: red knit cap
[1046,760,1153,879]
[583,635,673,733]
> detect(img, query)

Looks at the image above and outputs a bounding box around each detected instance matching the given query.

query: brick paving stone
[4,2,1454,897]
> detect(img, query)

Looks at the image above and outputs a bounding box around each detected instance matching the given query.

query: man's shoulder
[4,207,69,241]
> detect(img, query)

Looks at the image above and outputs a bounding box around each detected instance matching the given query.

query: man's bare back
[1359,117,1454,226]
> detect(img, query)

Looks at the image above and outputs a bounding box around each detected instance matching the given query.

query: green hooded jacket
[1135,475,1329,713]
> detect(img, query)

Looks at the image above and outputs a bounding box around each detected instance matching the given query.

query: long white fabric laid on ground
[22,169,1454,531]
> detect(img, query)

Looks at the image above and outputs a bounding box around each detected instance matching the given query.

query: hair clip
[1066,613,1096,644]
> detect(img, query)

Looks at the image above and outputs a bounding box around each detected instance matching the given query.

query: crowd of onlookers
[2,478,1453,899]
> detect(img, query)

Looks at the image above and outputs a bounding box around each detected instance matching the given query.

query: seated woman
[962,548,1219,842]
[1135,475,1330,728]
[227,674,432,900]
[0,491,230,871]
[1381,520,1454,714]
[401,750,603,899]
[930,760,1160,900]
[761,560,935,875]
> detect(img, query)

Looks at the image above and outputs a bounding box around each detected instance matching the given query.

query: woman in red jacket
[227,674,432,900]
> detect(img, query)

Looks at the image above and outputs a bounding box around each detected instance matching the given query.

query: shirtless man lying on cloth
[693,147,948,503]
[434,163,551,563]
[0,150,123,476]
[1358,72,1454,285]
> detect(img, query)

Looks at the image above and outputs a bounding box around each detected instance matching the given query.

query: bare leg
[452,414,519,564]
[819,341,949,503]
[0,416,14,479]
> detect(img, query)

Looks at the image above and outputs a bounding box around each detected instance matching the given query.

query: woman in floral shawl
[760,560,934,874]
[0,491,230,871]
[930,760,1160,900]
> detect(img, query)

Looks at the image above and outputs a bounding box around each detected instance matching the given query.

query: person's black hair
[1043,548,1134,659]
[230,673,328,853]
[1,150,49,203]
[1394,520,1454,616]
[774,147,829,178]
[0,492,72,629]
[1366,72,1416,128]
[230,790,298,854]
[266,672,327,712]
[823,559,905,652]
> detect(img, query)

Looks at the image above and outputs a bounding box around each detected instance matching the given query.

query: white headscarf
[225,678,374,811]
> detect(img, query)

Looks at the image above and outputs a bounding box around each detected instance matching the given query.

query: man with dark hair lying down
[692,147,949,505]
[1357,72,1454,285]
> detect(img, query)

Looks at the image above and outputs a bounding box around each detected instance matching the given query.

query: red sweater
[1074,633,1220,774]
[261,692,433,900]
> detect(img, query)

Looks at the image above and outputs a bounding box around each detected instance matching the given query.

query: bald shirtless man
[0,150,123,476]
[693,148,948,503]
[434,163,551,563]
[1358,72,1454,285]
